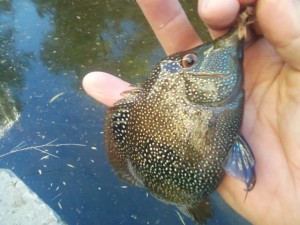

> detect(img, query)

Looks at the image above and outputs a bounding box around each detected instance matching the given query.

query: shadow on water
[0,0,250,225]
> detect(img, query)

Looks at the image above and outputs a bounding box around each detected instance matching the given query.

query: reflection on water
[34,0,163,84]
[0,84,20,138]
[0,0,26,139]
[0,0,249,225]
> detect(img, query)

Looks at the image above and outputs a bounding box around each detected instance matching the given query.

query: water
[0,1,250,224]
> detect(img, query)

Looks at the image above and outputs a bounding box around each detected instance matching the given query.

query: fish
[104,8,255,224]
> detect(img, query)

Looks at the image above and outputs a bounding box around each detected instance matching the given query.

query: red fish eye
[181,53,198,68]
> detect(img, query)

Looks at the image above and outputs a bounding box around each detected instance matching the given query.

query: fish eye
[181,53,198,68]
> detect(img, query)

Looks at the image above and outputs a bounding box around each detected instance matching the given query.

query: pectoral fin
[224,135,256,191]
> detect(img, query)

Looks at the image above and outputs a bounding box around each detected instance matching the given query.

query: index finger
[137,0,202,54]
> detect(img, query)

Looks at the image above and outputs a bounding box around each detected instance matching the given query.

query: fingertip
[82,72,106,99]
[198,0,240,38]
[137,0,202,54]
[82,71,100,94]
[82,72,130,107]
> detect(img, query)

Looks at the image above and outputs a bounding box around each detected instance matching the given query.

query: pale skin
[82,0,300,224]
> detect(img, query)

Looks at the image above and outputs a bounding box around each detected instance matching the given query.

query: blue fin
[224,135,256,191]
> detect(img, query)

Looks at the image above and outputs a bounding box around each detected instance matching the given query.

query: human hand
[83,0,300,224]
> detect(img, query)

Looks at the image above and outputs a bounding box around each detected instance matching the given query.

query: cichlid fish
[104,8,255,224]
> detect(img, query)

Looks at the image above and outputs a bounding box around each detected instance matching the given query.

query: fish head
[150,29,244,107]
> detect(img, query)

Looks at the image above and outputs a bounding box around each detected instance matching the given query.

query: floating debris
[57,201,62,209]
[51,193,62,201]
[66,164,75,168]
[176,211,186,225]
[40,155,50,160]
[131,215,137,220]
[49,92,64,103]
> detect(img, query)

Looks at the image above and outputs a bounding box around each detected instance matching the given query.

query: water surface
[0,1,249,225]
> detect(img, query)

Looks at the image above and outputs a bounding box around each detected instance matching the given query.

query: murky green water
[0,1,250,225]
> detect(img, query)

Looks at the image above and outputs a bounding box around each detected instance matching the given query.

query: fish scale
[104,8,255,224]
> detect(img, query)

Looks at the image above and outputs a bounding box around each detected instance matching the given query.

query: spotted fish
[104,9,255,224]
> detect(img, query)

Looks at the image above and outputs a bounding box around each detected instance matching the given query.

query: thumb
[82,72,130,107]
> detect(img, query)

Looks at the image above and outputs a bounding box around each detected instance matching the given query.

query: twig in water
[0,139,86,158]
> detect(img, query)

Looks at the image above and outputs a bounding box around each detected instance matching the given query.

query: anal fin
[178,198,212,224]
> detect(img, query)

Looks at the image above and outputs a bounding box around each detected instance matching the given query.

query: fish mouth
[189,73,231,78]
